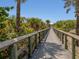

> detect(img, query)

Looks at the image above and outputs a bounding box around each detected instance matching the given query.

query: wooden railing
[53,28,79,59]
[0,28,49,59]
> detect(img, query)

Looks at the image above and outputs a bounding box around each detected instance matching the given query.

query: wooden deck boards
[31,28,71,59]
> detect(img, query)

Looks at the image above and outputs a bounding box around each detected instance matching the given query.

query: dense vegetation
[64,0,79,35]
[0,3,50,58]
[53,20,76,32]
[0,7,48,41]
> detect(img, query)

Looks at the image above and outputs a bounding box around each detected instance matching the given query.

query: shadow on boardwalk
[31,42,65,59]
[31,28,71,59]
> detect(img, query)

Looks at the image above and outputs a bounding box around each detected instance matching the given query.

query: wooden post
[35,34,37,49]
[44,31,45,37]
[45,29,48,39]
[57,31,59,38]
[43,30,46,39]
[72,38,76,59]
[62,33,64,44]
[60,33,62,40]
[45,30,47,35]
[28,37,31,59]
[39,32,41,43]
[65,35,68,49]
[59,32,61,41]
[42,31,44,40]
[9,44,18,59]
[58,32,59,38]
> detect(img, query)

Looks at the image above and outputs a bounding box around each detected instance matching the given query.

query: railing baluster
[45,30,47,35]
[45,29,48,39]
[62,33,64,44]
[60,32,62,41]
[0,28,49,59]
[43,31,45,38]
[59,32,61,41]
[9,44,18,59]
[72,38,76,59]
[59,32,61,40]
[28,37,31,59]
[35,34,37,49]
[42,31,43,39]
[53,28,79,59]
[65,35,68,49]
[57,31,59,38]
[39,32,41,43]
[43,31,45,39]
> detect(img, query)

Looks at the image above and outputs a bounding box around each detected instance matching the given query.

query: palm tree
[64,0,79,35]
[16,0,26,32]
[46,20,50,27]
[64,0,79,46]
[27,18,42,31]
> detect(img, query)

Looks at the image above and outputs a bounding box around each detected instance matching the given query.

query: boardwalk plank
[31,28,71,59]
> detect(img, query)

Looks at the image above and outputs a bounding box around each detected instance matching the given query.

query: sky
[0,0,75,23]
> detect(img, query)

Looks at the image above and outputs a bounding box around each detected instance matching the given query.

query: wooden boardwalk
[31,28,71,59]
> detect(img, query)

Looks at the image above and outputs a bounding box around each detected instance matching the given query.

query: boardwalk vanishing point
[31,28,71,59]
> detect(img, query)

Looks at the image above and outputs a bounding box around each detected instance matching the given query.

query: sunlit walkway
[31,28,71,59]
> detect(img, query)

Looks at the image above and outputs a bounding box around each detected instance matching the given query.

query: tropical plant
[27,18,42,31]
[15,0,26,33]
[0,6,14,41]
[64,0,79,35]
[46,20,50,27]
[53,20,76,32]
[0,6,13,22]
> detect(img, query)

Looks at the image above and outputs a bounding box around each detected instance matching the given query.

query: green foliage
[0,16,47,41]
[64,0,79,16]
[46,20,50,24]
[0,6,13,17]
[0,6,14,29]
[27,18,46,31]
[64,0,76,13]
[46,20,50,27]
[0,6,47,41]
[26,28,34,33]
[53,20,76,32]
[0,23,6,29]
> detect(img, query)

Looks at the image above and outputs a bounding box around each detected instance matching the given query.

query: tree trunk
[75,0,79,46]
[76,14,79,46]
[16,0,20,32]
[76,15,79,35]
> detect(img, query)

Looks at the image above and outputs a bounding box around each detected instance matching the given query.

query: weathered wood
[35,34,37,49]
[0,28,49,50]
[9,44,18,59]
[0,28,49,59]
[65,35,68,49]
[60,33,62,41]
[62,33,64,44]
[53,28,79,40]
[39,32,41,43]
[72,38,76,59]
[17,47,27,57]
[42,32,44,40]
[53,28,79,59]
[31,28,71,59]
[28,37,31,58]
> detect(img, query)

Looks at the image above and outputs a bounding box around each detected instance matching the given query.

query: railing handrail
[53,28,79,40]
[0,28,49,50]
[53,28,79,59]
